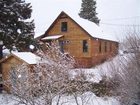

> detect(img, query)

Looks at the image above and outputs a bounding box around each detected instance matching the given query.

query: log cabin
[39,11,119,68]
[0,52,40,92]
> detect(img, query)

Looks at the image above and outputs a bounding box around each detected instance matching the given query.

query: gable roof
[42,11,118,42]
[0,52,41,65]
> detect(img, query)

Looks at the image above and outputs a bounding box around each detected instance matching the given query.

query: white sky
[27,0,140,39]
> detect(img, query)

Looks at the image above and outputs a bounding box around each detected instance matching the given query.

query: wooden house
[0,52,40,92]
[39,11,119,68]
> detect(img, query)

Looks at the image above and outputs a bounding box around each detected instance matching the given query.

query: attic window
[61,22,67,32]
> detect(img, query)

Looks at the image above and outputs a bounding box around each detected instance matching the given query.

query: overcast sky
[27,0,140,39]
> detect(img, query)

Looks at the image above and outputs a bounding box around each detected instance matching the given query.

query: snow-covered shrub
[5,43,91,105]
[102,29,140,105]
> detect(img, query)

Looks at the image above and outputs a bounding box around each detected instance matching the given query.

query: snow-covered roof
[12,52,41,64]
[70,14,117,42]
[42,35,63,40]
[65,11,117,42]
[34,32,44,39]
[44,11,118,42]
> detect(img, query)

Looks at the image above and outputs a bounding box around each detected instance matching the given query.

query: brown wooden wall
[90,39,118,66]
[75,40,118,68]
[44,14,119,68]
[2,56,25,92]
[46,16,92,58]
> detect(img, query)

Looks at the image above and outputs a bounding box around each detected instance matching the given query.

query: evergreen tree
[0,0,34,51]
[79,0,100,25]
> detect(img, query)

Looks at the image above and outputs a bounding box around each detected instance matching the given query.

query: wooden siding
[43,13,119,68]
[2,56,24,92]
[45,14,92,58]
[91,39,118,66]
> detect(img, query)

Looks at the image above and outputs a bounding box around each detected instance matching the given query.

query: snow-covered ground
[71,54,124,83]
[73,53,133,84]
[53,92,120,105]
[0,92,120,105]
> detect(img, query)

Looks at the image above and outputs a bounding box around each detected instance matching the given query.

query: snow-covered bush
[5,43,91,105]
[102,28,140,105]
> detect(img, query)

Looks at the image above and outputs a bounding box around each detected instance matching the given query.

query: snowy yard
[0,92,120,105]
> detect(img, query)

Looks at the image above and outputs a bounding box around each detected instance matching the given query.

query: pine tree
[79,0,100,25]
[0,0,34,51]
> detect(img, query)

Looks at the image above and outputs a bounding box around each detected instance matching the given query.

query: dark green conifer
[79,0,100,25]
[0,0,34,51]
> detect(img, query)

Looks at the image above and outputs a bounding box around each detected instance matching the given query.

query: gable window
[83,40,88,53]
[61,22,67,32]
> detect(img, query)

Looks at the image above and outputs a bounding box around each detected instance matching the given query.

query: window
[61,22,67,32]
[99,41,102,53]
[59,40,64,53]
[105,42,107,52]
[110,43,112,52]
[0,77,2,82]
[83,40,88,52]
[46,40,52,46]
